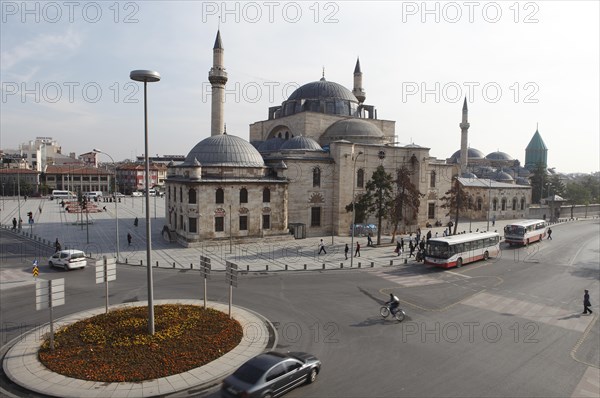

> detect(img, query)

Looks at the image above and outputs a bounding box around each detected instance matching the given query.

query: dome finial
[320,66,326,81]
[224,122,227,135]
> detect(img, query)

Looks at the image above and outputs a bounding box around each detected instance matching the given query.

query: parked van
[84,191,103,200]
[50,190,76,200]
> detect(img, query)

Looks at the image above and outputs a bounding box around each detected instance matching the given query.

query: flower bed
[38,304,243,382]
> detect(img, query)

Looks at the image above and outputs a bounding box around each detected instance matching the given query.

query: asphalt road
[1,220,599,397]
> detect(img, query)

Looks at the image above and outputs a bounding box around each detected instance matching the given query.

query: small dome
[516,177,530,185]
[495,171,514,182]
[322,119,384,145]
[258,137,286,153]
[461,171,478,179]
[450,148,485,162]
[184,135,265,167]
[280,136,323,151]
[486,151,513,161]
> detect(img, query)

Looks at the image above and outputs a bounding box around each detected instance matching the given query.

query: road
[1,220,599,397]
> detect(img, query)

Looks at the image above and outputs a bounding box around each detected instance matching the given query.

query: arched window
[188,188,197,204]
[357,169,364,188]
[477,197,483,211]
[430,171,436,188]
[240,188,248,204]
[512,198,517,210]
[215,188,224,204]
[501,198,507,211]
[263,187,271,203]
[313,168,321,188]
[492,198,498,211]
[520,197,526,210]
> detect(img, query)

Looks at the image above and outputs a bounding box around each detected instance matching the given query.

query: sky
[1,1,599,174]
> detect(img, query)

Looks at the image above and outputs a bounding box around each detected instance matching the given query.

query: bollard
[190,263,193,269]
[173,262,175,268]
[285,264,288,271]
[156,261,159,267]
[340,263,343,268]
[404,258,408,264]
[304,264,307,270]
[247,264,249,271]
[266,264,269,271]
[140,260,143,266]
[390,260,393,266]
[322,263,325,270]
[370,262,373,267]
[358,262,361,268]
[125,258,128,264]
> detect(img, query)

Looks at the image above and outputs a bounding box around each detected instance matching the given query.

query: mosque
[164,31,536,246]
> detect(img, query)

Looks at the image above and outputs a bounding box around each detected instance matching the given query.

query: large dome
[486,151,513,161]
[184,134,265,167]
[450,148,485,162]
[288,78,357,102]
[321,119,385,145]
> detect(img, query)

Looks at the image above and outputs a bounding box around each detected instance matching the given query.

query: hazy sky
[1,1,598,173]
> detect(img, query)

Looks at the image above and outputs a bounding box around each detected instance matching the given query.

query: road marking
[445,270,471,279]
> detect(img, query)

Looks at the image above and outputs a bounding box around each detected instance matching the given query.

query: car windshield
[232,362,265,384]
[426,241,452,259]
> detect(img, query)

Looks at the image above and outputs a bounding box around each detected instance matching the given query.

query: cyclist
[386,293,400,314]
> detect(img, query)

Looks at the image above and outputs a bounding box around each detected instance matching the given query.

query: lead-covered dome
[280,136,323,151]
[450,148,485,163]
[184,134,265,167]
[321,119,385,145]
[486,151,513,161]
[278,77,359,118]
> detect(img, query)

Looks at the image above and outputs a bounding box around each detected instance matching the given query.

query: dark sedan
[221,351,321,398]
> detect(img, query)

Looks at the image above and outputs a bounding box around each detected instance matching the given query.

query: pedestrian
[354,242,361,257]
[55,238,62,252]
[408,241,415,257]
[134,217,138,227]
[547,227,552,240]
[367,234,374,247]
[419,239,425,252]
[18,218,22,229]
[318,239,327,255]
[24,195,27,202]
[400,237,404,251]
[583,290,593,314]
[395,240,402,256]
[38,205,42,214]
[12,217,17,230]
[435,232,438,238]
[492,214,496,227]
[344,243,349,260]
[127,232,132,246]
[426,230,432,241]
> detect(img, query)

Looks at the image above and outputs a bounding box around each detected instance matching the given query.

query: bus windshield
[504,225,526,236]
[426,241,452,259]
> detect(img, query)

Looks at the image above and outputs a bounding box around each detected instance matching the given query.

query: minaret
[208,30,228,136]
[352,57,366,103]
[459,97,470,174]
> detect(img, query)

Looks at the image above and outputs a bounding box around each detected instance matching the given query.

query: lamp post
[486,178,492,232]
[130,69,161,335]
[350,151,363,268]
[93,149,120,262]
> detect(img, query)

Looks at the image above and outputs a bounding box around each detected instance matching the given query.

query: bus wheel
[483,251,489,260]
[456,258,463,268]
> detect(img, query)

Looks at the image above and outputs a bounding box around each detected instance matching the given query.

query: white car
[132,191,143,197]
[48,250,87,271]
[113,192,125,198]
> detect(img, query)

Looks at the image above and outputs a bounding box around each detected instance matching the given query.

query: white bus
[50,190,77,200]
[424,231,501,269]
[503,219,547,246]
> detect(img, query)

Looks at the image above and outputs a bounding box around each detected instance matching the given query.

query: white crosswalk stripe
[461,291,593,333]
[367,267,445,287]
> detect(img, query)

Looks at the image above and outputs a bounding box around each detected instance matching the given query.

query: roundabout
[2,300,274,398]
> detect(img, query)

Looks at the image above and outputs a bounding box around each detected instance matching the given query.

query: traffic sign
[32,260,39,278]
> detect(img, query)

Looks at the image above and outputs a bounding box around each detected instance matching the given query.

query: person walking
[54,238,61,253]
[583,290,593,314]
[547,227,553,240]
[12,217,17,230]
[318,239,327,255]
[400,237,404,252]
[134,217,139,227]
[344,243,349,260]
[367,234,373,247]
[354,242,361,257]
[395,240,402,257]
[408,241,415,258]
[426,229,432,241]
[127,232,132,246]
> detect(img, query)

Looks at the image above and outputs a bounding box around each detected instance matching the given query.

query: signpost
[32,260,39,278]
[95,256,116,313]
[200,255,211,308]
[225,261,238,318]
[36,278,65,350]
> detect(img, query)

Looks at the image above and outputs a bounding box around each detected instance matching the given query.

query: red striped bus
[503,220,547,246]
[424,232,501,269]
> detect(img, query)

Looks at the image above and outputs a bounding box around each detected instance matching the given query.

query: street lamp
[486,178,492,231]
[350,151,363,268]
[93,149,120,262]
[130,69,160,335]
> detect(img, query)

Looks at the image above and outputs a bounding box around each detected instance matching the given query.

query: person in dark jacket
[583,290,593,314]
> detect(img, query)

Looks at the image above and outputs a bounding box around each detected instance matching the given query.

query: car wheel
[456,258,463,268]
[307,368,318,384]
[64,264,70,271]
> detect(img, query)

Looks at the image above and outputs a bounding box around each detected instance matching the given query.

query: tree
[345,193,370,224]
[440,177,470,235]
[389,166,423,242]
[362,165,394,245]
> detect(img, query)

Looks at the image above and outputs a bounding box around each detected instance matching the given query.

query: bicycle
[380,304,406,322]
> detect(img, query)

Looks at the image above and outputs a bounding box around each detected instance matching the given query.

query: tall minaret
[352,57,366,103]
[459,97,470,174]
[208,30,228,136]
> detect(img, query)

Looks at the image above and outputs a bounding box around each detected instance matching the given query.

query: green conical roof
[526,130,547,150]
